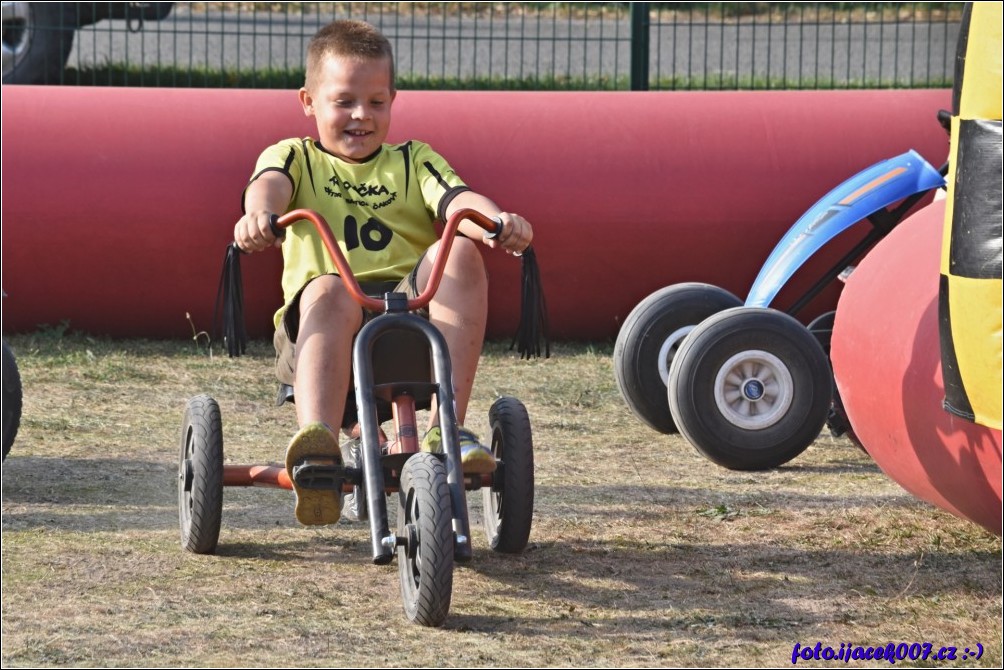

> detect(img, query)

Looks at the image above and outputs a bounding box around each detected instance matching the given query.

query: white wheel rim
[713,349,794,430]
[657,326,695,385]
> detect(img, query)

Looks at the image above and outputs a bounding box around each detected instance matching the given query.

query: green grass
[3,332,1000,667]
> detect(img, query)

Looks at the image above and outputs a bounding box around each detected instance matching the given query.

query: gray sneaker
[421,426,496,474]
[340,438,368,522]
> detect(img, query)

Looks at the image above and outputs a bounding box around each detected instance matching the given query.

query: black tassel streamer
[214,242,248,357]
[511,247,550,359]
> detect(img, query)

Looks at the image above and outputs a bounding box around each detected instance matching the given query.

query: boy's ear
[298,87,314,117]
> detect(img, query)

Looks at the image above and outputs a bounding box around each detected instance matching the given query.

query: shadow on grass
[2,455,929,532]
[450,537,1001,641]
[532,482,929,516]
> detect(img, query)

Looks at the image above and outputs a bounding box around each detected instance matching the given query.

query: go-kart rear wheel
[482,397,534,554]
[178,394,224,554]
[808,310,836,357]
[668,307,832,470]
[807,310,858,443]
[614,283,742,434]
[397,452,453,627]
[2,340,22,461]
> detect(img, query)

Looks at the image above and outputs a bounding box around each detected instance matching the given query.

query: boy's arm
[445,190,533,255]
[234,171,293,252]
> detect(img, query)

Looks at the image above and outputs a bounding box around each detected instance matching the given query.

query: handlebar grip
[482,215,523,256]
[482,215,504,239]
[269,214,286,239]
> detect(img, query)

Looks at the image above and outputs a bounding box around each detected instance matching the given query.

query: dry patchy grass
[2,333,1001,667]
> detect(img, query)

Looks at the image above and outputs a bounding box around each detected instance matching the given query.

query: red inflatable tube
[1,87,949,340]
[832,199,1002,536]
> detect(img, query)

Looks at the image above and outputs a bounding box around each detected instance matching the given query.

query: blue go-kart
[614,150,946,470]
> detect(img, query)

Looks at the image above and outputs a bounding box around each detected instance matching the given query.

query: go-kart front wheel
[397,452,454,627]
[614,283,742,434]
[668,307,832,470]
[482,397,534,554]
[178,394,224,553]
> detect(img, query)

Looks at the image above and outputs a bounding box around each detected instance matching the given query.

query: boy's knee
[299,275,364,329]
[447,237,487,277]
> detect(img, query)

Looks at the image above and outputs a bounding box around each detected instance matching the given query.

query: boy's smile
[299,53,395,163]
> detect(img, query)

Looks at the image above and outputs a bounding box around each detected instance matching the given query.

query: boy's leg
[413,237,496,474]
[282,274,362,525]
[414,237,488,425]
[293,274,363,429]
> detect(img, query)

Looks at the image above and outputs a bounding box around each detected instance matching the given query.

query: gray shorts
[273,265,424,386]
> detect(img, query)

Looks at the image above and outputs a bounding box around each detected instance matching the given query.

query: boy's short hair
[305,19,395,92]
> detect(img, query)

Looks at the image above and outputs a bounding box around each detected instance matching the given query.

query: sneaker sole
[286,424,342,525]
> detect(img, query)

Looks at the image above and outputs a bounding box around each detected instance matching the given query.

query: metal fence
[2,2,963,89]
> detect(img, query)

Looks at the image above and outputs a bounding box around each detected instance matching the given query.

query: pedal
[291,458,346,490]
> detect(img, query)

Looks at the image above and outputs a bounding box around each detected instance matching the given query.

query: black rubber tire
[614,283,743,434]
[2,340,23,461]
[807,310,857,440]
[2,4,75,84]
[178,395,224,554]
[668,307,832,470]
[482,397,534,554]
[397,452,453,627]
[808,310,836,358]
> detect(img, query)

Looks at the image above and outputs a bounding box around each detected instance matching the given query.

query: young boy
[234,19,533,526]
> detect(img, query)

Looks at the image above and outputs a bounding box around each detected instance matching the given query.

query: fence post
[630,3,650,91]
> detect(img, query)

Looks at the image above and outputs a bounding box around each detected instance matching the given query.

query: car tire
[2,3,75,84]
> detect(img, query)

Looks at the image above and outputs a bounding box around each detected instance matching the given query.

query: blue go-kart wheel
[668,307,833,470]
[614,283,742,435]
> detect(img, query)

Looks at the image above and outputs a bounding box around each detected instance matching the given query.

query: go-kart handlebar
[271,208,502,313]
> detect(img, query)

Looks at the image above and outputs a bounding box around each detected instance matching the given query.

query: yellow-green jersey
[243,138,470,327]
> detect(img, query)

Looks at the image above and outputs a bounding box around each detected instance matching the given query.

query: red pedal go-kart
[177,208,535,627]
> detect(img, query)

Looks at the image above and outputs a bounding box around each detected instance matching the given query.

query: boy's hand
[234,210,283,252]
[484,212,533,256]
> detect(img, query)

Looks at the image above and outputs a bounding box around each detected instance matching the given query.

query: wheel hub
[657,326,695,384]
[713,349,794,431]
[403,523,419,560]
[742,378,765,401]
[180,458,193,491]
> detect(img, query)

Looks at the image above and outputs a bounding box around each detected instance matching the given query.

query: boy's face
[299,53,395,163]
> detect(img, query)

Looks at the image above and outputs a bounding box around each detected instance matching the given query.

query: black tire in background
[808,310,837,357]
[2,339,22,461]
[2,3,76,84]
[178,394,224,554]
[668,307,832,470]
[614,283,743,434]
[482,397,534,554]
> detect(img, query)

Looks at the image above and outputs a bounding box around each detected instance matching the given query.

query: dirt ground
[2,335,1000,667]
